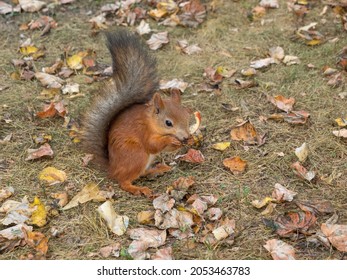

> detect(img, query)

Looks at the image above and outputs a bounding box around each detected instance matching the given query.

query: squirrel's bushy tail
[82,30,158,164]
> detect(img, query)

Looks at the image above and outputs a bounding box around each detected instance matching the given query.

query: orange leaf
[178,149,204,163]
[230,120,258,145]
[268,95,295,112]
[23,229,49,255]
[223,156,247,174]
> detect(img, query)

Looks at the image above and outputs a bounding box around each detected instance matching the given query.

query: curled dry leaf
[0,187,14,202]
[212,218,235,241]
[191,197,208,216]
[268,95,295,112]
[81,153,94,167]
[137,211,155,225]
[25,143,54,161]
[176,148,205,163]
[211,142,230,151]
[178,0,206,28]
[0,197,32,226]
[99,243,121,258]
[177,40,202,55]
[283,55,300,66]
[151,247,173,260]
[207,208,223,221]
[252,197,275,209]
[241,68,257,77]
[29,197,47,227]
[264,239,296,260]
[35,72,64,88]
[23,229,48,255]
[146,32,169,50]
[332,129,347,138]
[36,101,67,118]
[153,194,175,213]
[268,110,310,124]
[295,200,334,215]
[38,167,67,186]
[273,211,317,237]
[272,183,297,202]
[159,79,188,92]
[63,183,108,210]
[189,111,201,134]
[250,57,276,69]
[291,161,315,182]
[223,156,247,175]
[230,120,258,145]
[97,201,129,236]
[261,203,276,216]
[269,46,284,61]
[155,208,194,230]
[89,13,107,30]
[321,223,347,252]
[295,142,309,162]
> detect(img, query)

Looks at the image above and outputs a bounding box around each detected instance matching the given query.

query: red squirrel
[82,30,191,198]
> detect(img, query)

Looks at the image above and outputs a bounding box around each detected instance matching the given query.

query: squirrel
[82,30,191,198]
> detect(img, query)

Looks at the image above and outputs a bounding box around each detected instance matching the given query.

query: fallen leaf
[38,167,67,186]
[332,129,347,138]
[35,72,64,88]
[99,243,121,258]
[172,176,195,190]
[153,194,175,213]
[204,67,223,84]
[207,208,223,221]
[321,223,347,252]
[97,201,129,236]
[62,83,80,95]
[177,40,202,55]
[155,208,194,230]
[295,142,309,162]
[191,197,208,216]
[251,197,275,209]
[89,13,107,30]
[189,111,201,134]
[211,142,231,151]
[264,239,296,260]
[295,200,334,215]
[176,149,205,163]
[234,79,258,89]
[25,143,54,161]
[36,101,67,118]
[273,211,317,237]
[283,55,300,65]
[269,46,284,61]
[81,153,94,167]
[0,1,13,14]
[151,247,173,260]
[250,57,276,69]
[261,202,276,216]
[0,187,14,202]
[272,183,297,202]
[50,192,69,207]
[159,79,189,92]
[29,197,47,227]
[136,20,151,35]
[241,68,257,77]
[178,0,206,28]
[146,32,169,50]
[291,161,316,182]
[212,218,235,241]
[250,6,266,21]
[268,95,295,112]
[223,156,247,175]
[63,183,108,210]
[168,228,194,240]
[268,110,310,124]
[66,51,88,70]
[335,117,347,127]
[23,229,48,255]
[0,197,32,226]
[128,228,167,259]
[137,211,155,225]
[0,224,32,253]
[19,45,39,56]
[230,120,258,145]
[19,0,46,12]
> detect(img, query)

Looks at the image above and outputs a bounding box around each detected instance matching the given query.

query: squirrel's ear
[153,92,164,113]
[170,88,181,104]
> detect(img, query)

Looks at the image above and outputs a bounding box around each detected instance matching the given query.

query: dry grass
[0,0,346,260]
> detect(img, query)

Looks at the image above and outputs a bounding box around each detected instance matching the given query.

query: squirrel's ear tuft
[170,88,181,104]
[153,92,164,113]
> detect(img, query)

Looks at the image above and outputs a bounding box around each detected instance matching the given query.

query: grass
[0,0,346,260]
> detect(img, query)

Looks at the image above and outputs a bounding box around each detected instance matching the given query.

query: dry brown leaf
[151,247,173,260]
[146,32,169,50]
[63,183,108,210]
[321,223,347,252]
[38,167,67,186]
[99,243,121,258]
[35,72,64,88]
[23,229,48,255]
[136,20,151,35]
[212,218,235,241]
[223,156,247,175]
[19,0,45,12]
[25,143,54,161]
[176,149,205,163]
[36,101,67,118]
[273,211,317,237]
[295,142,309,162]
[50,192,69,207]
[272,183,297,202]
[172,176,195,190]
[0,197,32,226]
[332,128,347,138]
[137,211,154,225]
[89,13,107,30]
[153,194,175,213]
[206,208,223,221]
[81,153,94,167]
[268,95,295,112]
[261,203,276,216]
[264,239,296,260]
[159,79,189,93]
[269,46,284,61]
[178,0,206,28]
[97,201,129,236]
[295,200,334,215]
[177,40,202,55]
[291,161,316,182]
[0,187,14,203]
[268,110,310,124]
[230,120,258,145]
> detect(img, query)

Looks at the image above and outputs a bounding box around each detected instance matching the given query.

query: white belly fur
[145,154,156,170]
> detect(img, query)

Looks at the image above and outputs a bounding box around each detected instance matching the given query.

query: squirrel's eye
[165,120,173,127]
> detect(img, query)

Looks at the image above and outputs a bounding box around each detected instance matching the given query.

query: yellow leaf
[66,51,88,70]
[63,183,107,210]
[38,167,67,186]
[29,197,47,227]
[251,197,275,209]
[19,45,39,55]
[335,117,347,127]
[211,142,231,151]
[306,39,322,46]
